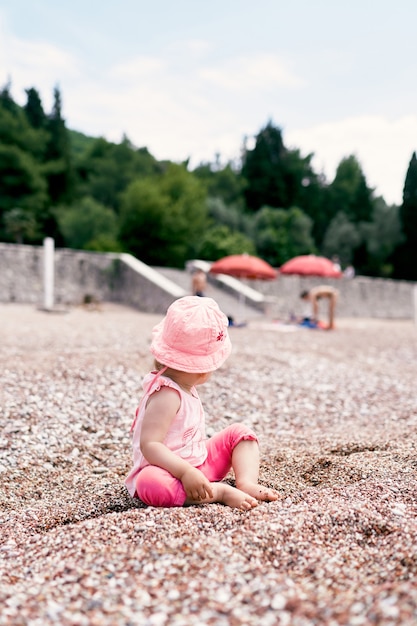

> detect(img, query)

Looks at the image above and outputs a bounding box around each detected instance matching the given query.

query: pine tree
[24,88,47,129]
[241,121,288,211]
[44,86,74,204]
[401,152,417,246]
[0,80,19,114]
[394,152,417,279]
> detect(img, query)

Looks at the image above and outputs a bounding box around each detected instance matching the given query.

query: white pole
[43,237,54,311]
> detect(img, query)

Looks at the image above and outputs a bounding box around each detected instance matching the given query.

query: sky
[1,0,417,205]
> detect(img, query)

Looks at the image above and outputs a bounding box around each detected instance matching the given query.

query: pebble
[1,304,417,625]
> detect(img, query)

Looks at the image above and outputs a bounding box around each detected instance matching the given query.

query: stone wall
[0,243,183,314]
[250,274,416,320]
[0,243,415,319]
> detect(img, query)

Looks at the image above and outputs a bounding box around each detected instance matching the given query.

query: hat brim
[150,318,232,373]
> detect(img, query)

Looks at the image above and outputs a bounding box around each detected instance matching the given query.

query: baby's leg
[185,482,258,511]
[232,439,279,502]
[202,424,279,504]
[137,465,258,510]
[136,466,187,507]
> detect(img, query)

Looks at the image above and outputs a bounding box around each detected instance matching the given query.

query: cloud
[0,23,81,110]
[1,17,414,206]
[200,53,304,91]
[175,39,212,57]
[110,56,165,80]
[287,115,417,205]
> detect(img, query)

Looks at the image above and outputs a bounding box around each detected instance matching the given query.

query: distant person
[191,268,207,297]
[343,265,355,279]
[125,296,279,509]
[300,285,340,330]
[227,316,247,328]
[332,255,342,272]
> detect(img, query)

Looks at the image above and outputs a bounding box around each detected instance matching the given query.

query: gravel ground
[1,302,417,626]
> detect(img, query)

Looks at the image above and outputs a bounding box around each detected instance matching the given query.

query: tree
[119,164,208,267]
[206,197,254,239]
[44,86,74,204]
[358,198,403,276]
[285,152,327,239]
[0,80,19,114]
[241,122,288,211]
[196,224,256,260]
[0,144,47,241]
[0,86,59,242]
[393,151,417,279]
[54,196,120,251]
[24,88,47,129]
[192,161,245,208]
[241,120,326,237]
[3,207,38,244]
[401,152,417,247]
[322,211,361,267]
[326,156,375,224]
[0,90,48,160]
[76,137,162,211]
[253,205,315,267]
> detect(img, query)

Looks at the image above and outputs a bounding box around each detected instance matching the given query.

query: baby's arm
[140,387,213,501]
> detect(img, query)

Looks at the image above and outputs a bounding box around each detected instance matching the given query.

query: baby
[125,296,278,510]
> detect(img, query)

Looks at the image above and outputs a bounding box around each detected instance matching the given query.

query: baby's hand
[180,466,213,501]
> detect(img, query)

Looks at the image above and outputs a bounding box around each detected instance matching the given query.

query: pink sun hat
[150,296,232,373]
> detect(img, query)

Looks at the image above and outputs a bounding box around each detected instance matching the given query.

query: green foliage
[0,81,20,114]
[69,129,98,159]
[401,152,417,243]
[196,224,256,260]
[393,151,417,279]
[314,155,376,248]
[192,161,245,207]
[54,196,119,250]
[0,144,48,240]
[0,81,411,278]
[84,233,123,252]
[0,95,49,160]
[241,121,288,211]
[358,199,403,277]
[323,199,403,276]
[298,171,328,245]
[119,164,208,267]
[76,137,161,210]
[253,205,315,267]
[44,86,75,204]
[241,121,329,245]
[24,88,47,129]
[328,156,375,223]
[3,207,39,244]
[322,211,361,267]
[206,197,254,238]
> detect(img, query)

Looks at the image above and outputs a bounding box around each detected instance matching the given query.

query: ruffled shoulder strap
[130,366,169,432]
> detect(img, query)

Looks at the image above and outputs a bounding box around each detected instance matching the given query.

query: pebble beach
[1,302,417,625]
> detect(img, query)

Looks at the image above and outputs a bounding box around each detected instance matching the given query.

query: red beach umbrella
[210,254,276,323]
[210,254,277,280]
[279,255,342,278]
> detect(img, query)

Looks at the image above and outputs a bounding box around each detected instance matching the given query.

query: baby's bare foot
[236,481,279,502]
[215,483,258,510]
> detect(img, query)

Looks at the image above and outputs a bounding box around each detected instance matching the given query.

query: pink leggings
[135,423,257,507]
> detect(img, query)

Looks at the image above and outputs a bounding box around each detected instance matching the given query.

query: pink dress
[125,372,258,507]
[125,373,207,497]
